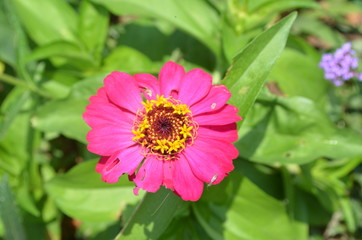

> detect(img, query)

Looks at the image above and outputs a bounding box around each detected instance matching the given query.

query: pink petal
[159,61,185,98]
[83,102,134,128]
[86,125,134,156]
[89,87,108,104]
[196,135,239,160]
[190,85,231,115]
[133,156,163,193]
[173,156,204,201]
[163,160,175,191]
[101,145,144,183]
[197,123,238,143]
[96,155,109,173]
[183,137,235,186]
[194,104,242,126]
[134,73,160,100]
[104,71,143,113]
[178,69,212,106]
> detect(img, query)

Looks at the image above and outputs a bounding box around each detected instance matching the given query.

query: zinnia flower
[83,61,241,201]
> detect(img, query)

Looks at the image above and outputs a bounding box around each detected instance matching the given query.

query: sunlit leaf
[115,188,188,240]
[46,160,142,222]
[90,0,220,53]
[223,12,297,123]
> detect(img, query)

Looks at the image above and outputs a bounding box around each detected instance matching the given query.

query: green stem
[0,73,51,98]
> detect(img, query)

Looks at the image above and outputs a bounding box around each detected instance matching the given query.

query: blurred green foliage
[0,0,362,239]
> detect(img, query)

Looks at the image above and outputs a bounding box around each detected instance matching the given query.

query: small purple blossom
[319,42,361,86]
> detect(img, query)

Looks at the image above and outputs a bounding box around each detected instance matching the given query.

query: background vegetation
[0,0,362,239]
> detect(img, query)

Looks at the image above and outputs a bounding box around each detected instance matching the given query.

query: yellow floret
[154,139,169,153]
[173,104,191,115]
[168,138,185,153]
[179,124,193,139]
[132,128,145,141]
[142,101,154,113]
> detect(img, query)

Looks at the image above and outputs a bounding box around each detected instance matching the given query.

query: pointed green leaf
[223,12,297,123]
[115,188,188,240]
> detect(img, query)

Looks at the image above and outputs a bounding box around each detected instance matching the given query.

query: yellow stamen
[168,138,185,153]
[154,139,169,153]
[173,104,191,115]
[179,124,193,139]
[142,101,153,113]
[132,129,145,141]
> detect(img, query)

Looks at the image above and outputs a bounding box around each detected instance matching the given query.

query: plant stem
[0,73,51,98]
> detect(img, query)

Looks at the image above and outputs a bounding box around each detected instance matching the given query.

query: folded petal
[104,71,143,113]
[194,104,242,126]
[173,156,204,201]
[178,69,212,106]
[190,85,231,115]
[101,145,144,183]
[134,73,160,100]
[159,61,185,98]
[133,155,163,193]
[96,155,109,173]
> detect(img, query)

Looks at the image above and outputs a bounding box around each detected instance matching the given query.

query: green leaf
[292,15,344,48]
[13,0,78,45]
[115,188,188,240]
[78,0,109,61]
[102,46,155,74]
[159,214,211,240]
[46,160,141,222]
[236,94,362,164]
[0,88,31,176]
[25,41,96,69]
[0,89,29,140]
[223,12,297,123]
[0,1,17,66]
[247,0,318,13]
[195,161,308,240]
[0,175,27,240]
[90,0,220,53]
[32,75,104,143]
[269,48,328,106]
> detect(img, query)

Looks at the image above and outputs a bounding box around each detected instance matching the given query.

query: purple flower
[319,42,361,86]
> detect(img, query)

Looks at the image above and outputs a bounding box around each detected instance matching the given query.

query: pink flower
[83,61,241,201]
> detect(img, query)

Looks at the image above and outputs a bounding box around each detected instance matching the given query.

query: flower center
[132,95,197,159]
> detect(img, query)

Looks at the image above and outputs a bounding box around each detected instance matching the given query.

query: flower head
[83,61,241,201]
[319,42,361,86]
